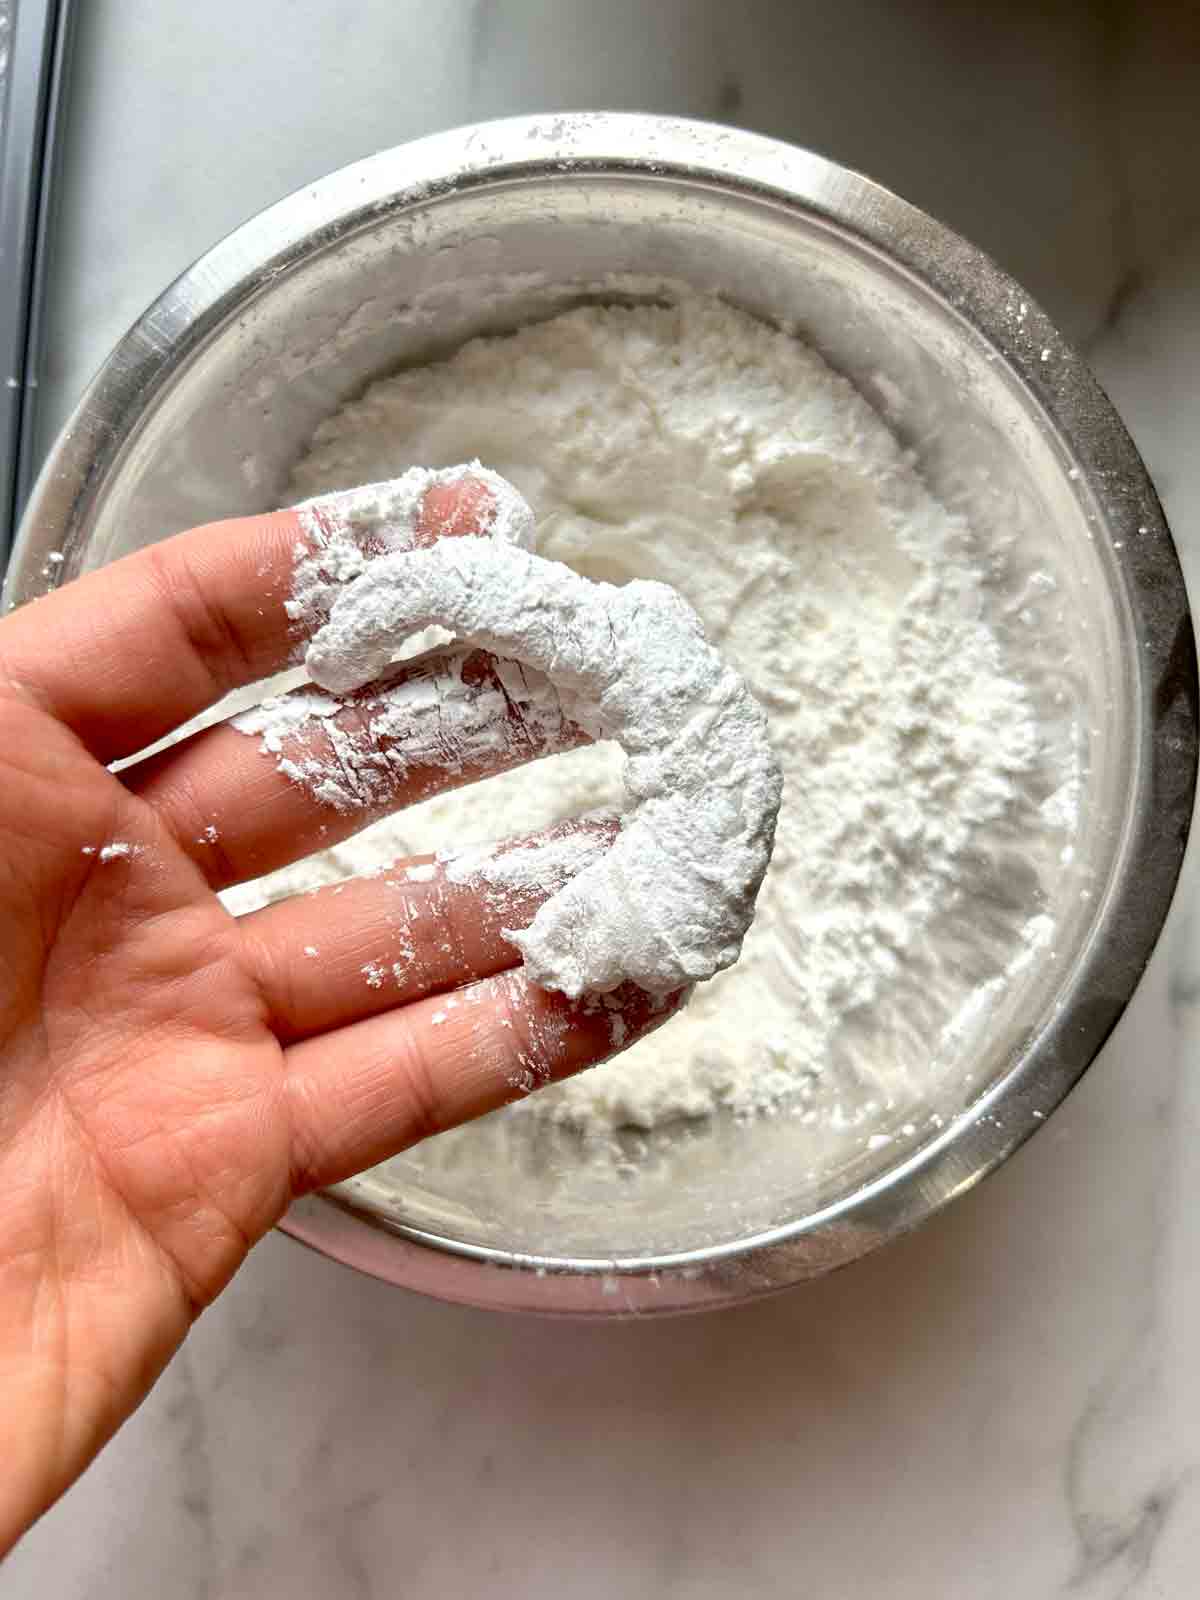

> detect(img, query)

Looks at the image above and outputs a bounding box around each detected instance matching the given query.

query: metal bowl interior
[9,116,1195,1314]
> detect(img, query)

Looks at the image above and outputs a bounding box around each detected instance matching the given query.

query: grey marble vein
[162,1350,217,1600]
[1065,1323,1179,1595]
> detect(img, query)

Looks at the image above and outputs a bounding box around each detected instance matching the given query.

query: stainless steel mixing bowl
[8,114,1195,1315]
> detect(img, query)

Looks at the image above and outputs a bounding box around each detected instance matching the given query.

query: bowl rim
[12,111,1197,1315]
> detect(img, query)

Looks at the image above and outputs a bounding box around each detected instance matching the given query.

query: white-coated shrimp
[306,474,782,999]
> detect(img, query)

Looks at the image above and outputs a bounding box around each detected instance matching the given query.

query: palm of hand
[0,484,678,1549]
[1,690,287,1537]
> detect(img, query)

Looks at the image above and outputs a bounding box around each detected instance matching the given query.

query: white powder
[233,297,1064,1137]
[443,827,613,908]
[233,465,575,814]
[233,645,578,815]
[82,840,142,862]
[304,507,781,996]
[286,461,535,639]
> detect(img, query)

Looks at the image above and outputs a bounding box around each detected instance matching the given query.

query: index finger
[0,473,500,764]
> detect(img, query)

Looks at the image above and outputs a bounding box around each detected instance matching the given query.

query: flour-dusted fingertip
[468,971,691,1102]
[237,820,620,1043]
[278,967,690,1192]
[416,476,496,543]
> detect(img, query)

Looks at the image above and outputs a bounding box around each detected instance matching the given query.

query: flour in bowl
[230,296,1068,1138]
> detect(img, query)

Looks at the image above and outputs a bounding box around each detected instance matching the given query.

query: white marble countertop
[6,2,1200,1595]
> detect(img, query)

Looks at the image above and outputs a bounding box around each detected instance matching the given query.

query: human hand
[0,478,681,1551]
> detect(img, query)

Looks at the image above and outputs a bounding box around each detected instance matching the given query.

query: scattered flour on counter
[230,296,1065,1138]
